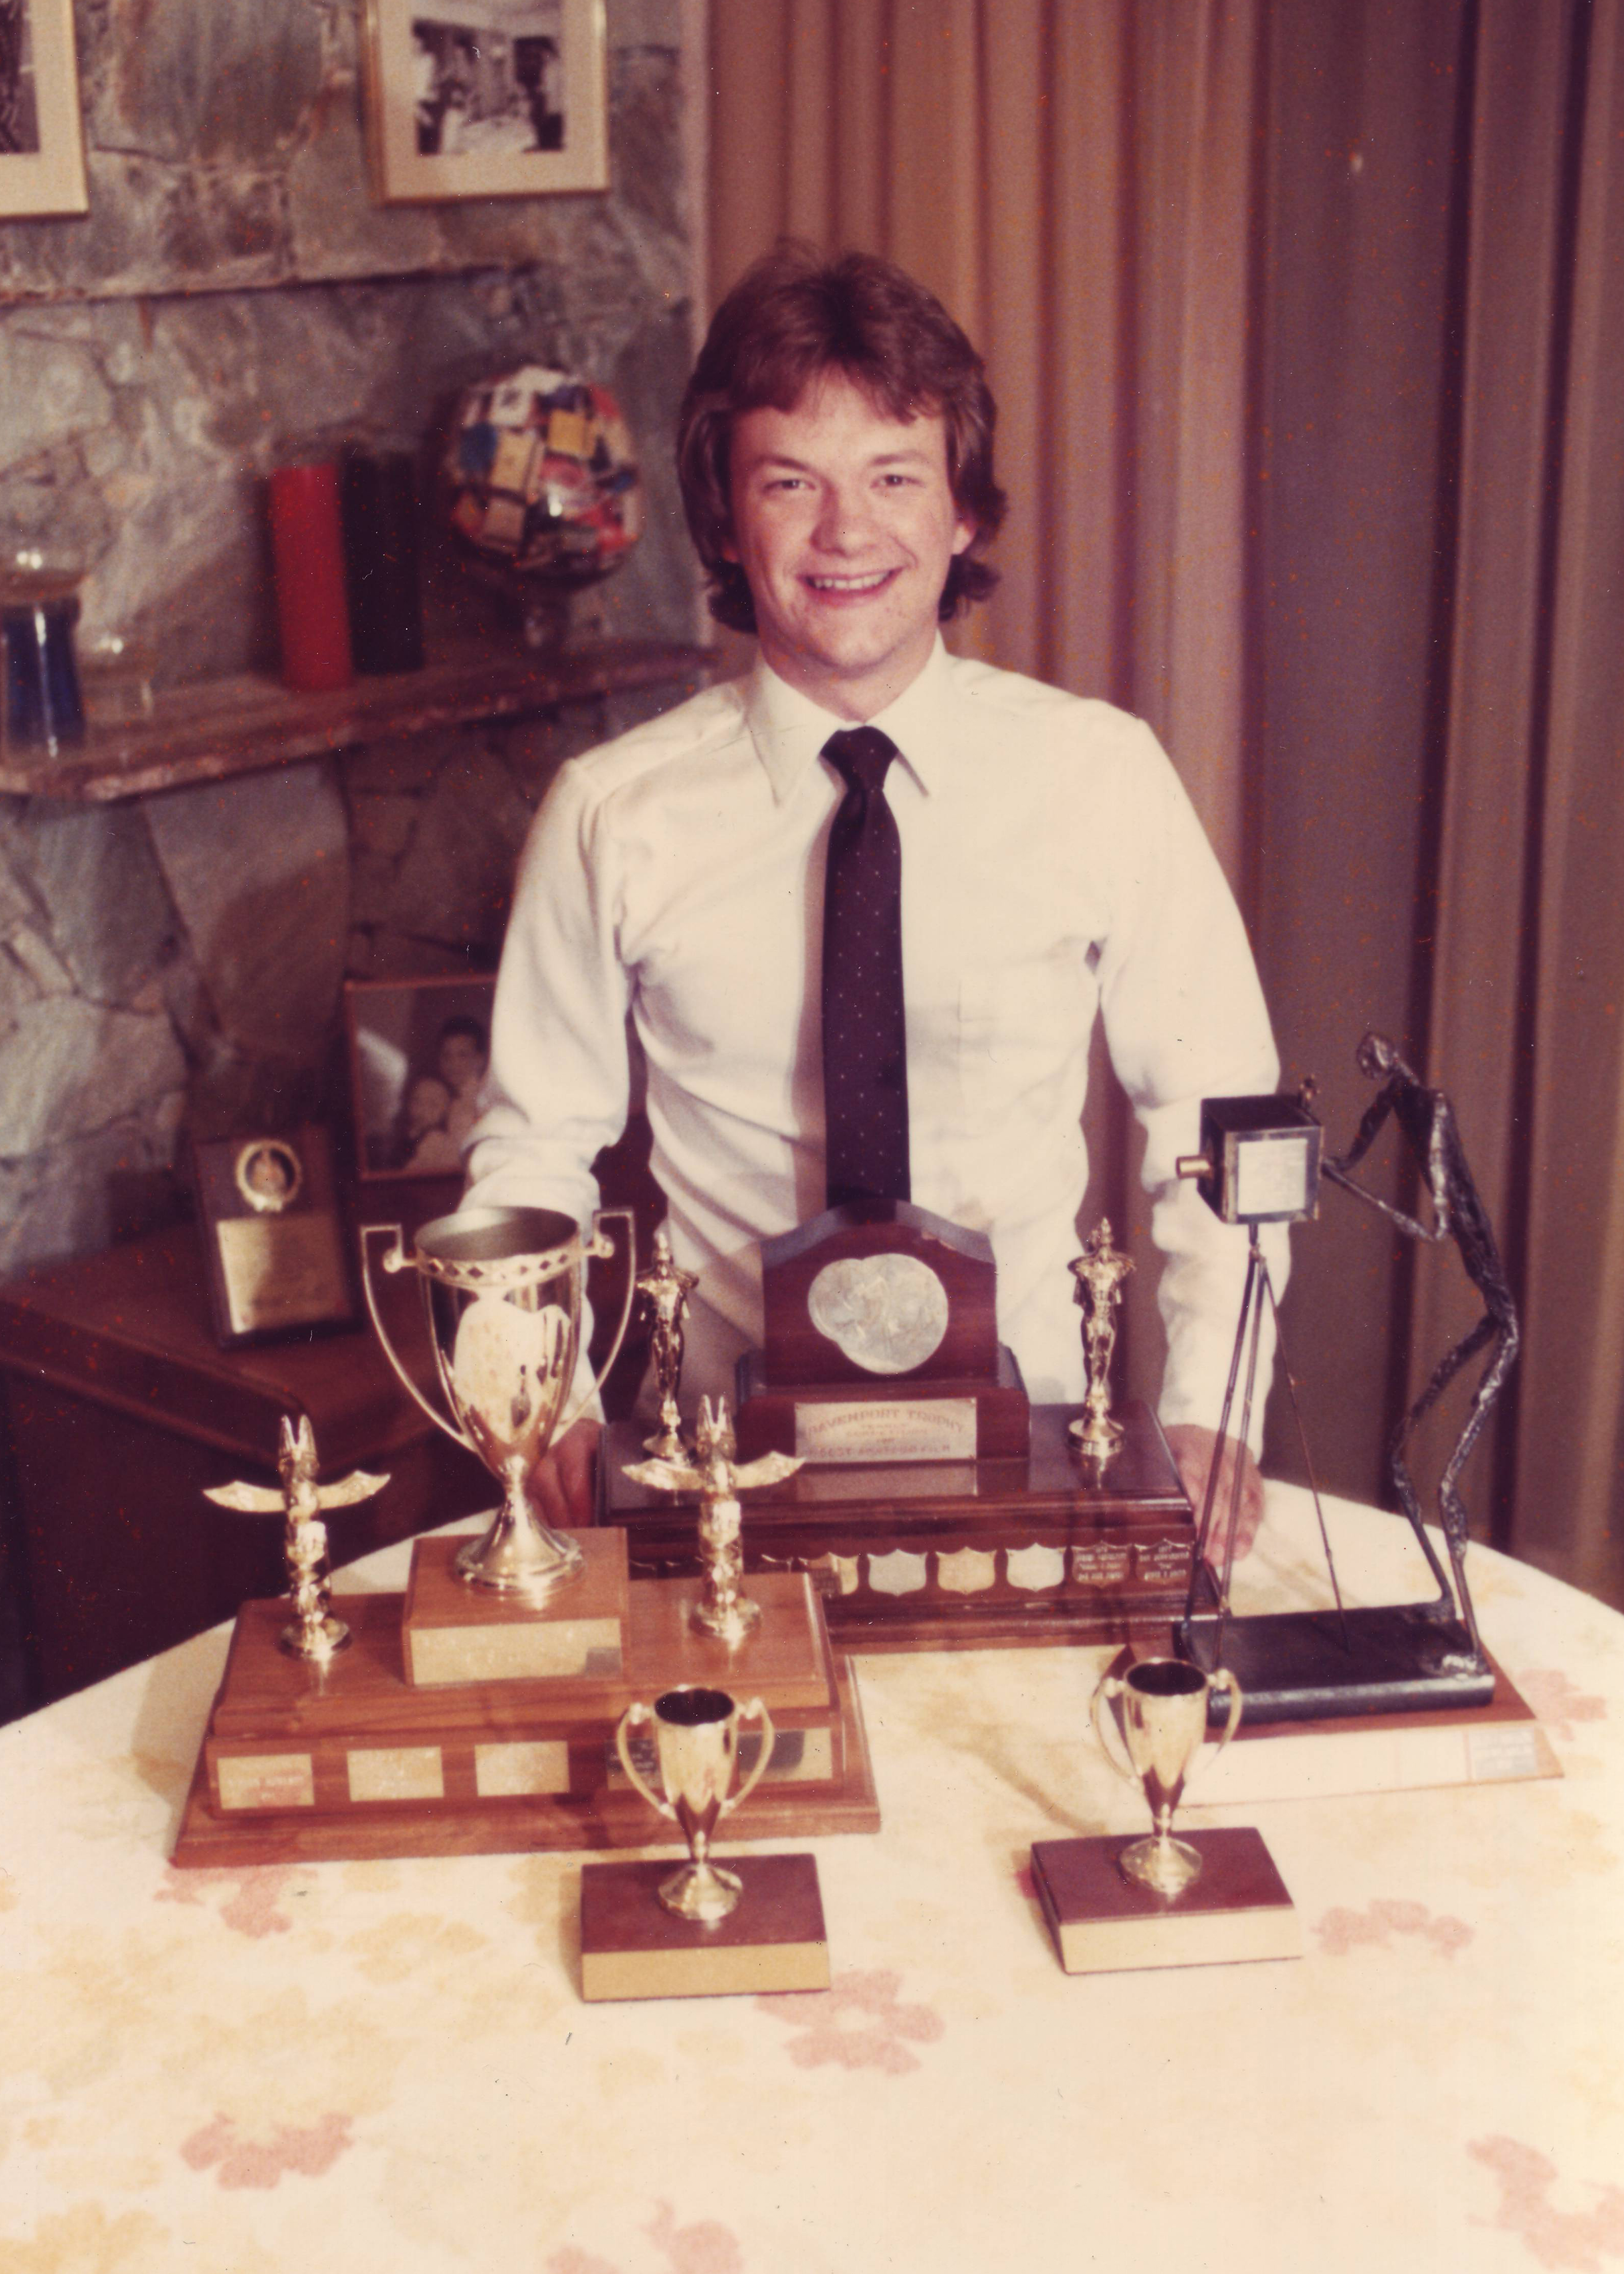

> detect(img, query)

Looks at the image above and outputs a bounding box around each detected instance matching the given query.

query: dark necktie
[821,725,910,1208]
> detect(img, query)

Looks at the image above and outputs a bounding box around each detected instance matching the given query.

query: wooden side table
[0,1225,490,1706]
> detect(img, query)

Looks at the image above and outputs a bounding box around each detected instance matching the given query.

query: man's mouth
[803,568,897,594]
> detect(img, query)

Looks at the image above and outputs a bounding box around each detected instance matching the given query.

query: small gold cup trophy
[1029,1654,1301,1974]
[613,1685,775,1920]
[1091,1658,1242,1896]
[361,1204,635,1598]
[580,1675,832,2000]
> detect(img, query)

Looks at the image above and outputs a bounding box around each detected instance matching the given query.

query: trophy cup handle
[358,1223,479,1455]
[1183,1669,1244,1798]
[614,1702,675,1821]
[555,1207,640,1438]
[1090,1674,1137,1786]
[719,1697,775,1820]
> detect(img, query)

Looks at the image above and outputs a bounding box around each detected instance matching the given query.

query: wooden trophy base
[580,1851,829,2001]
[1030,1827,1302,1974]
[174,1537,881,1868]
[403,1530,629,1686]
[603,1401,1194,1652]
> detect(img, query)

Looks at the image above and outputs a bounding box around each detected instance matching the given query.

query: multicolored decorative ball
[443,365,642,587]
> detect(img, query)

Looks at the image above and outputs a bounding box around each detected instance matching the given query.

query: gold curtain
[704,0,1624,1600]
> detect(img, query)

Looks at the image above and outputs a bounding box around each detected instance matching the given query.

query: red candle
[268,463,354,692]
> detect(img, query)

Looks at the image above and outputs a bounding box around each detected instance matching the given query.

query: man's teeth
[807,571,892,592]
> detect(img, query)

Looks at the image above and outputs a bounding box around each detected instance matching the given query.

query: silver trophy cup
[361,1204,635,1598]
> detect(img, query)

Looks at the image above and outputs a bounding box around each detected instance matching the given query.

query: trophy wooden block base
[604,1401,1194,1652]
[734,1345,1030,1463]
[403,1530,630,1686]
[174,1584,880,1868]
[579,1852,829,2001]
[201,1567,844,1803]
[1030,1828,1302,1974]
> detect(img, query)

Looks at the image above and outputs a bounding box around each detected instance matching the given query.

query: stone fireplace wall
[0,0,699,1278]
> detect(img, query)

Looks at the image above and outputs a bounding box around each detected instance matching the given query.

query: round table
[2,1485,1620,2272]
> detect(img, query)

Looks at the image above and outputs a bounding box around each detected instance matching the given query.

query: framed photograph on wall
[362,0,607,204]
[345,973,496,1180]
[0,0,88,218]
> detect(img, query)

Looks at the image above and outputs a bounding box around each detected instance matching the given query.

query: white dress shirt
[464,639,1284,1436]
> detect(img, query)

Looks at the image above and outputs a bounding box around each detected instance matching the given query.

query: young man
[464,245,1282,1537]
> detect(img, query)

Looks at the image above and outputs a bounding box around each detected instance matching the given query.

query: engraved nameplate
[410,1622,623,1687]
[1071,1542,1132,1588]
[217,1753,315,1811]
[348,1747,444,1803]
[794,1398,977,1463]
[1136,1537,1191,1584]
[475,1741,572,1797]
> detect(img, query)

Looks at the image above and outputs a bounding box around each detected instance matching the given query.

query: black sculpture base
[1178,1603,1496,1723]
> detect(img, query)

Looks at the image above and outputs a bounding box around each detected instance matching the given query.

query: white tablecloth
[2,1487,1621,2273]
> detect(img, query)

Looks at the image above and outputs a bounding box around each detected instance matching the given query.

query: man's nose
[811,483,875,550]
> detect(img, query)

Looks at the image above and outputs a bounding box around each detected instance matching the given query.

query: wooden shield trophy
[732,1200,1030,1462]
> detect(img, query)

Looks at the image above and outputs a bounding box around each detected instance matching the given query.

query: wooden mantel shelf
[0,637,717,804]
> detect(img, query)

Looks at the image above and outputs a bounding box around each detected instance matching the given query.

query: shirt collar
[743,637,957,803]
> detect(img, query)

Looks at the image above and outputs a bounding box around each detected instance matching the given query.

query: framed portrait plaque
[361,0,608,205]
[192,1124,356,1348]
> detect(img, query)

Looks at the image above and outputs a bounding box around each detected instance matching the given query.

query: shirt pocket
[953,944,1092,1132]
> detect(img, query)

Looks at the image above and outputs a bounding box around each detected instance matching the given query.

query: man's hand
[525,1417,602,1530]
[1163,1422,1265,1563]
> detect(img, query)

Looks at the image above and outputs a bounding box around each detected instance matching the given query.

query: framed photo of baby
[345,974,496,1181]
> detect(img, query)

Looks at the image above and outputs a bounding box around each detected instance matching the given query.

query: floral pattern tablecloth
[2,1486,1621,2274]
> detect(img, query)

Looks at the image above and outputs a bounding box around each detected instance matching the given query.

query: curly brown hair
[678,243,1006,635]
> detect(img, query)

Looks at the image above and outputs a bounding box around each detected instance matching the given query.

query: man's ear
[951,514,976,558]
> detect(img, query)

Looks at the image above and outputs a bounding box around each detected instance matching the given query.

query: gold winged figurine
[623,1395,800,1645]
[204,1414,389,1663]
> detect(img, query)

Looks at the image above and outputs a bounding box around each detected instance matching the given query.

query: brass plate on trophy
[733,1345,1030,1464]
[403,1530,630,1686]
[1030,1829,1301,1974]
[580,1852,830,2002]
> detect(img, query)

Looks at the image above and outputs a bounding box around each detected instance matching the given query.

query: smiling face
[724,373,976,721]
[438,1029,486,1096]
